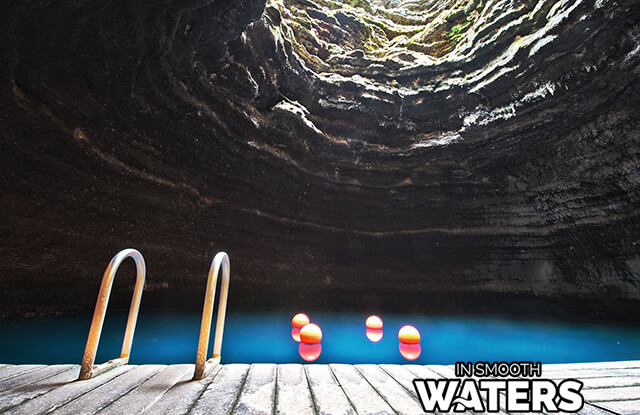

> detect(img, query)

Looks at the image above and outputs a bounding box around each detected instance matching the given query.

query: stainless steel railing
[193,252,230,380]
[78,249,146,380]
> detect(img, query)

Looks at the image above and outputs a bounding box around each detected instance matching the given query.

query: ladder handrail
[78,249,146,380]
[193,252,230,380]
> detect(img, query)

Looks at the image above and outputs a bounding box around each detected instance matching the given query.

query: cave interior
[1,0,639,322]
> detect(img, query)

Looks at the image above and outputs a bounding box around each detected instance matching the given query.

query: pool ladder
[78,249,230,381]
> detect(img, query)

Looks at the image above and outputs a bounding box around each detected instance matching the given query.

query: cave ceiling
[0,0,639,318]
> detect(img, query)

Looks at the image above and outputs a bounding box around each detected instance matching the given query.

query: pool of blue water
[1,311,639,365]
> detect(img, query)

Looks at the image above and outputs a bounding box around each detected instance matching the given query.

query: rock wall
[1,0,639,320]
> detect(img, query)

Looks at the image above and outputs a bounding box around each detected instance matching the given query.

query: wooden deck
[0,361,639,414]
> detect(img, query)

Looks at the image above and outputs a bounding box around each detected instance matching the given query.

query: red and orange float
[300,323,322,344]
[292,313,310,329]
[398,325,420,344]
[365,315,383,330]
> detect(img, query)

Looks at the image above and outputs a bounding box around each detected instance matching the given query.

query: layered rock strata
[1,0,639,320]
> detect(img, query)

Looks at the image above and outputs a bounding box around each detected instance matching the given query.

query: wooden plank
[379,364,429,399]
[96,364,192,414]
[3,365,133,415]
[582,386,640,402]
[581,376,640,389]
[0,366,78,411]
[275,364,314,415]
[545,361,640,371]
[329,363,395,415]
[231,364,277,415]
[543,368,640,379]
[189,364,250,415]
[380,363,459,415]
[0,365,73,394]
[573,405,617,415]
[356,364,424,415]
[305,364,355,415]
[595,399,640,414]
[428,365,602,415]
[0,362,639,415]
[48,365,163,415]
[0,365,13,378]
[381,365,466,415]
[425,365,615,415]
[143,365,220,415]
[410,365,489,414]
[0,365,44,381]
[405,365,452,380]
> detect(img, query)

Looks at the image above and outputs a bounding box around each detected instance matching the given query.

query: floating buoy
[299,343,322,362]
[399,342,421,361]
[365,315,383,330]
[300,323,322,344]
[292,313,310,329]
[291,328,301,342]
[366,328,383,343]
[398,325,420,344]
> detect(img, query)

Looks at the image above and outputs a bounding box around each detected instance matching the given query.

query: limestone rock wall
[0,0,639,320]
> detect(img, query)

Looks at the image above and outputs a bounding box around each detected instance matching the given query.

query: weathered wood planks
[275,364,315,415]
[0,361,638,414]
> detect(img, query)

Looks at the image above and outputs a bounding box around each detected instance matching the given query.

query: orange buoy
[399,342,421,361]
[300,323,322,344]
[291,328,301,342]
[366,328,383,343]
[292,313,310,329]
[398,325,420,344]
[299,343,322,362]
[365,315,383,330]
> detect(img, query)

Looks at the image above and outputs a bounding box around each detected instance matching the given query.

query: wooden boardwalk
[0,361,639,414]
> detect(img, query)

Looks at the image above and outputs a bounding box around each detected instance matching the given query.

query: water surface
[0,311,638,365]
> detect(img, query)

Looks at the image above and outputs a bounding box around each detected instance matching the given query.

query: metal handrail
[78,249,146,380]
[193,252,230,380]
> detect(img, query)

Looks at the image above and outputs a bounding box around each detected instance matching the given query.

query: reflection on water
[0,311,639,365]
[291,328,301,342]
[399,343,422,361]
[366,329,383,343]
[299,343,322,362]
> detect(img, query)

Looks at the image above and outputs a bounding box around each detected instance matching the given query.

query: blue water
[0,311,638,365]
